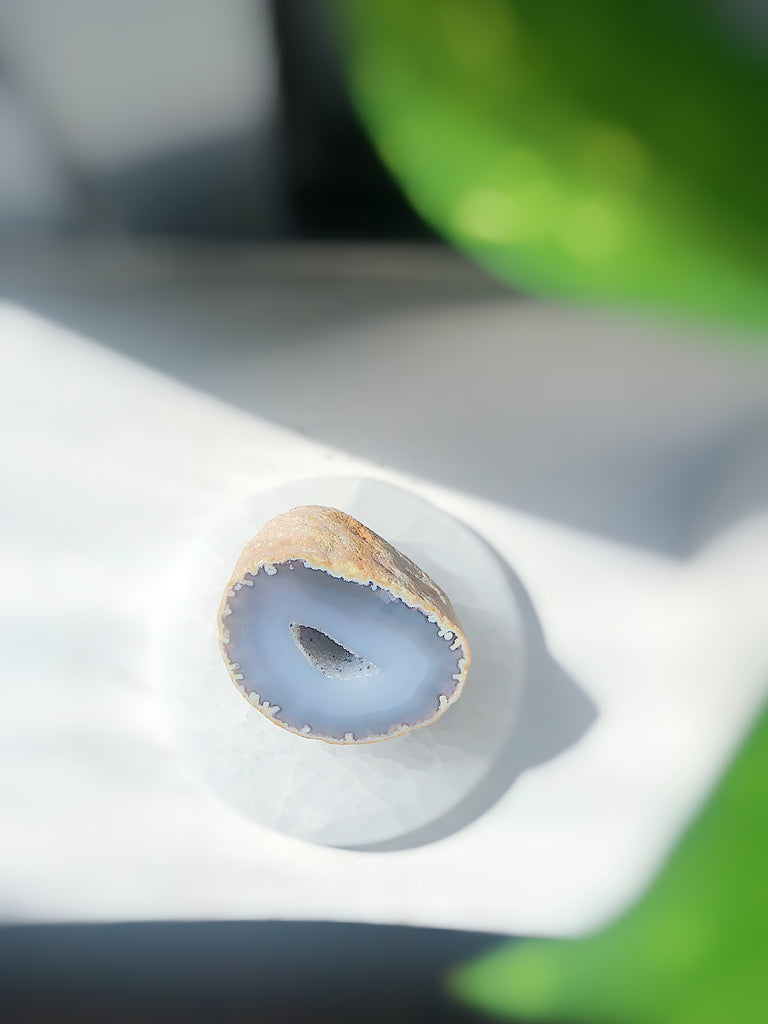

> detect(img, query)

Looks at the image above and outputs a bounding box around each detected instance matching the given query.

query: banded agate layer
[218,505,470,744]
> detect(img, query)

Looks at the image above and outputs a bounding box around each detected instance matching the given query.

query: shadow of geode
[162,473,596,849]
[347,531,598,851]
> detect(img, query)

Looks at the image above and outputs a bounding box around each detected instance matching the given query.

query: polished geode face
[221,560,463,742]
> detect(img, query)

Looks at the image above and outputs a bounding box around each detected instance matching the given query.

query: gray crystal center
[289,622,380,681]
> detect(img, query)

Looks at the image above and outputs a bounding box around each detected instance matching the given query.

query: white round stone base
[157,477,524,847]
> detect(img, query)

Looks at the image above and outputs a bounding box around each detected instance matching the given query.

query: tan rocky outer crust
[218,504,471,744]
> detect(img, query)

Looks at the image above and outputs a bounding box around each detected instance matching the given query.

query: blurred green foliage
[450,701,768,1023]
[337,0,768,329]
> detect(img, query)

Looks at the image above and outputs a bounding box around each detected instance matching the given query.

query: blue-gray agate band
[218,505,471,743]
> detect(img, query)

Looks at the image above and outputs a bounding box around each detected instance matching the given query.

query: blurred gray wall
[0,0,284,234]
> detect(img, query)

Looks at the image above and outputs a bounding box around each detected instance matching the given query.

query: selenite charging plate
[159,476,524,847]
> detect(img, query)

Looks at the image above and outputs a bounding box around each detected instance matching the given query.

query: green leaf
[451,702,768,1022]
[337,1,768,330]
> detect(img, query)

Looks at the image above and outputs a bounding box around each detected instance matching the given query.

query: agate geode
[218,505,471,743]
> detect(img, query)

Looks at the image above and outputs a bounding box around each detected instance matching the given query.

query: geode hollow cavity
[218,505,471,743]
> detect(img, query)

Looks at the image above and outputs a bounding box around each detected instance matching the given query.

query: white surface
[161,476,524,847]
[1,293,767,936]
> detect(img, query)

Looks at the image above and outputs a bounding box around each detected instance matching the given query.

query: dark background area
[0,922,500,1023]
[268,0,433,241]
